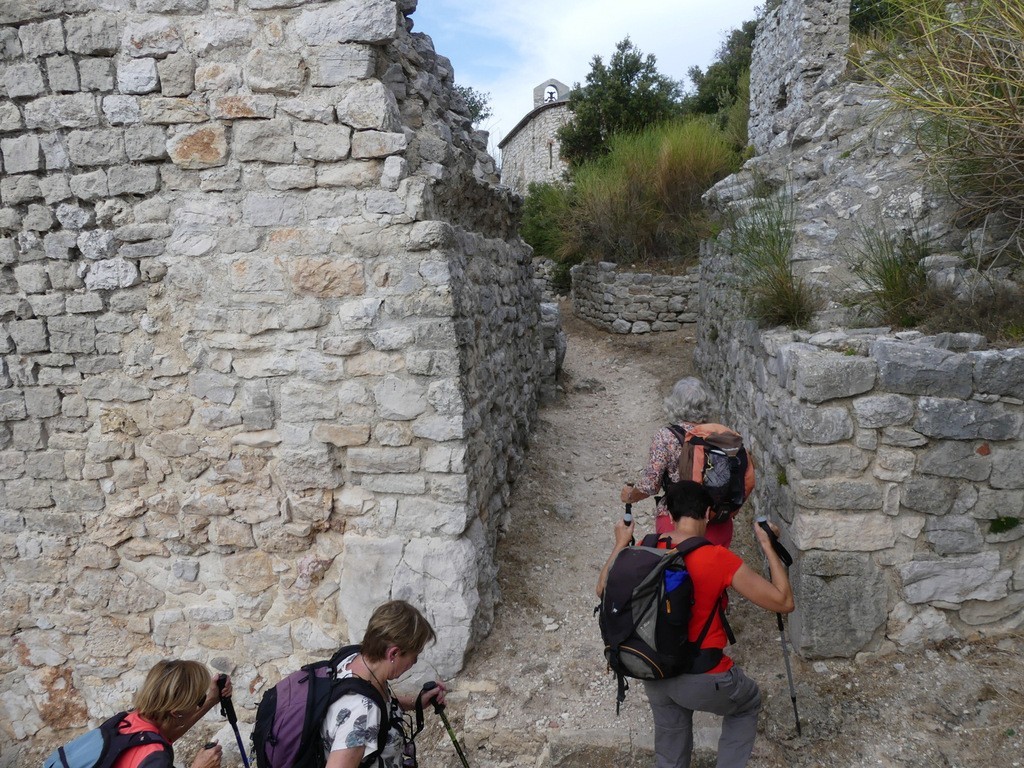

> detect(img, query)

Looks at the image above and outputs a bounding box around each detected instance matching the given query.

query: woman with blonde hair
[111,659,231,768]
[323,600,447,768]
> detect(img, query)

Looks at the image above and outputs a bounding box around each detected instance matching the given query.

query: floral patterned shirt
[322,654,403,767]
[635,422,696,517]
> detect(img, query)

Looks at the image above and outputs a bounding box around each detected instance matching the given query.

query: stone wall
[0,0,544,760]
[497,101,569,196]
[570,262,699,334]
[697,0,1024,657]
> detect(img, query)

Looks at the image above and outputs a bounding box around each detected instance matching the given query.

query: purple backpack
[251,645,388,768]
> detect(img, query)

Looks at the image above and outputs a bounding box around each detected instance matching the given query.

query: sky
[410,0,764,156]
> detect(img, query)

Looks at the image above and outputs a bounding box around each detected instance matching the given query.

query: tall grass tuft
[848,223,929,327]
[857,0,1024,227]
[727,192,819,328]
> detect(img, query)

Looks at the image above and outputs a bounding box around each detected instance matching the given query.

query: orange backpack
[665,424,755,523]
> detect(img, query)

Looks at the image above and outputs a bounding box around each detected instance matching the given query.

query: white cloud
[412,0,763,156]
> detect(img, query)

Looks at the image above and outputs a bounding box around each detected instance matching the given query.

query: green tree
[682,19,758,117]
[557,37,682,167]
[454,84,493,125]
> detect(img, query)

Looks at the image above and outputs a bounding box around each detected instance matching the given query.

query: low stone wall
[698,239,1024,658]
[570,262,699,333]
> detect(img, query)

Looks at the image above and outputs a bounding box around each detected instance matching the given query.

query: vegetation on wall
[454,84,493,126]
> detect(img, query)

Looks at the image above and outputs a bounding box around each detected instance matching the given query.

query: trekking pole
[216,674,251,768]
[755,518,802,737]
[421,682,471,768]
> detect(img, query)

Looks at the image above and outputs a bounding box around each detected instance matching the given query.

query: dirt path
[417,302,1024,768]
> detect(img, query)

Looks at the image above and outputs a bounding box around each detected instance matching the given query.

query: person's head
[663,377,710,424]
[360,600,436,672]
[134,659,210,727]
[666,481,714,523]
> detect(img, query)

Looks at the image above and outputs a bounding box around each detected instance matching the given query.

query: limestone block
[914,397,1020,441]
[790,402,853,444]
[898,551,1009,605]
[48,316,96,353]
[871,340,973,398]
[792,445,869,478]
[47,55,80,93]
[266,166,316,190]
[0,102,22,132]
[108,165,160,196]
[139,0,209,12]
[244,48,306,95]
[311,43,375,86]
[84,258,140,290]
[194,62,242,91]
[67,128,127,166]
[792,550,888,657]
[8,320,47,354]
[346,447,419,474]
[873,446,915,482]
[372,375,427,420]
[960,591,1024,626]
[924,514,984,555]
[4,63,45,98]
[351,129,406,158]
[887,602,957,649]
[117,57,159,94]
[233,120,294,163]
[293,123,351,162]
[23,93,99,130]
[185,18,257,55]
[292,1,399,46]
[125,125,167,161]
[66,14,121,55]
[991,449,1024,490]
[392,537,475,673]
[0,27,20,58]
[167,123,227,169]
[154,51,194,97]
[972,348,1024,398]
[851,393,914,428]
[279,95,335,123]
[127,20,185,61]
[209,94,276,119]
[411,414,464,441]
[918,440,991,481]
[18,19,65,58]
[78,58,114,92]
[242,194,302,227]
[793,479,883,510]
[13,264,49,294]
[316,161,382,187]
[1,135,42,174]
[102,95,141,125]
[336,79,400,131]
[338,533,404,628]
[288,256,364,298]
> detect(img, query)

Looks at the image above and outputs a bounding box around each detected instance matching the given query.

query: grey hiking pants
[643,665,761,768]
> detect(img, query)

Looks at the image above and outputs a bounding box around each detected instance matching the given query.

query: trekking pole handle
[623,503,632,525]
[215,673,238,725]
[421,681,445,714]
[756,517,793,567]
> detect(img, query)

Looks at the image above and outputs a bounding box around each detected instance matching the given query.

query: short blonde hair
[134,660,210,725]
[360,600,436,662]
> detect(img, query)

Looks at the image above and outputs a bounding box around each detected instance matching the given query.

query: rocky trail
[415,302,1024,768]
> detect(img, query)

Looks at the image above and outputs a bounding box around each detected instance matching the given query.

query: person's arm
[729,521,794,613]
[596,518,635,597]
[623,428,678,504]
[326,746,367,768]
[620,483,649,504]
[396,680,447,711]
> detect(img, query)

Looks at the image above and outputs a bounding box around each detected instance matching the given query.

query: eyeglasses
[401,738,417,768]
[196,696,207,710]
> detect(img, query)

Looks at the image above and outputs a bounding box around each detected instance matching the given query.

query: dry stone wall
[698,0,1024,657]
[570,262,699,334]
[0,0,544,760]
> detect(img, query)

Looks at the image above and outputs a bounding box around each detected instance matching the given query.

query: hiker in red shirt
[598,481,794,768]
[113,659,230,768]
[620,377,754,548]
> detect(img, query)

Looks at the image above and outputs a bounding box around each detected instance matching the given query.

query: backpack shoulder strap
[672,536,710,556]
[96,713,173,768]
[329,675,390,768]
[639,533,662,548]
[665,424,689,444]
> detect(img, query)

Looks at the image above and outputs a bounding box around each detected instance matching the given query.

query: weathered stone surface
[972,348,1024,398]
[924,514,984,555]
[918,441,991,481]
[117,57,159,94]
[310,43,375,85]
[793,511,895,551]
[871,340,973,398]
[794,479,883,510]
[244,48,306,94]
[66,14,120,55]
[898,552,1010,605]
[233,120,294,163]
[123,18,181,58]
[288,257,364,298]
[336,78,401,131]
[914,397,1020,440]
[790,403,853,444]
[167,123,227,169]
[292,0,399,46]
[852,393,914,428]
[990,449,1024,490]
[351,129,406,158]
[293,123,351,162]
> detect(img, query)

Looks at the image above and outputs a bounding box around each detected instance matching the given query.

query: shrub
[520,182,571,261]
[858,0,1024,228]
[848,222,930,327]
[727,192,820,328]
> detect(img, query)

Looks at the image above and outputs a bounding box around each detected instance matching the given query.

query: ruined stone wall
[0,0,542,760]
[498,102,569,196]
[698,0,1024,657]
[570,262,699,334]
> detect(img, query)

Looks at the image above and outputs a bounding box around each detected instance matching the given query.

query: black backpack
[43,712,172,768]
[252,645,391,768]
[597,535,733,712]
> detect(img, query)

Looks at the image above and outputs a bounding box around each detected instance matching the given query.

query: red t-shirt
[684,544,743,674]
[111,712,172,768]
